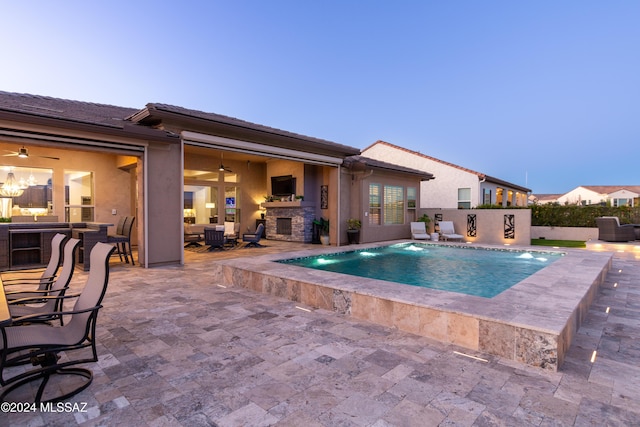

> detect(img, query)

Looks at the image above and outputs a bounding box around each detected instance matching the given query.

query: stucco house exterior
[533,185,640,206]
[0,91,431,268]
[362,140,531,208]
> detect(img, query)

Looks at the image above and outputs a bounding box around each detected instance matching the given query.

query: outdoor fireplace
[262,201,315,242]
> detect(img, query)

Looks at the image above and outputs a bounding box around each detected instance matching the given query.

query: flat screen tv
[271,175,296,196]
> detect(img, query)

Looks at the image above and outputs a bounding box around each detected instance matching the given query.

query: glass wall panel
[64,171,94,222]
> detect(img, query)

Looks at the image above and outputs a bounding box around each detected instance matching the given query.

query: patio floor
[3,240,640,426]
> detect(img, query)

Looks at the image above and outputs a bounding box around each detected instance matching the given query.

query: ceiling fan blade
[2,146,60,160]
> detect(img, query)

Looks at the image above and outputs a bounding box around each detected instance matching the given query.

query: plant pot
[320,235,330,245]
[347,230,360,244]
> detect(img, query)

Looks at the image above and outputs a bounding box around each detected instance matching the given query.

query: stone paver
[3,242,640,426]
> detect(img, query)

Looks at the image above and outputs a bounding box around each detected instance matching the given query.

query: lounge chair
[184,223,205,247]
[595,216,636,242]
[410,222,431,240]
[243,223,265,247]
[0,242,116,403]
[439,221,463,241]
[224,221,240,241]
[204,226,226,250]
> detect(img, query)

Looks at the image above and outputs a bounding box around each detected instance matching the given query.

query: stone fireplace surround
[262,201,315,243]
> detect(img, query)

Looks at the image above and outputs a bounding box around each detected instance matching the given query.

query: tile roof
[343,155,435,180]
[579,185,640,194]
[133,103,361,155]
[364,140,531,192]
[531,194,562,201]
[0,91,138,129]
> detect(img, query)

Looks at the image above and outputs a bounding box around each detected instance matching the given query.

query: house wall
[557,187,604,205]
[145,142,183,267]
[421,208,532,246]
[353,169,424,244]
[609,189,639,206]
[362,143,481,209]
[362,143,530,208]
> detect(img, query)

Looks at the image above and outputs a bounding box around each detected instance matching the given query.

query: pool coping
[214,240,613,371]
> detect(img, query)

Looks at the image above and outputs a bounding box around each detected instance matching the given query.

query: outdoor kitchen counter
[0,222,112,271]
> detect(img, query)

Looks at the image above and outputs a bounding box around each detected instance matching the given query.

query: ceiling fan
[218,152,232,172]
[3,146,60,160]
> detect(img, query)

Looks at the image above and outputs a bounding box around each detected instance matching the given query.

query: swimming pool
[277,243,563,298]
[214,240,612,370]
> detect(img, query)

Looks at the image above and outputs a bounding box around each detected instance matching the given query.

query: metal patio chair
[0,242,116,403]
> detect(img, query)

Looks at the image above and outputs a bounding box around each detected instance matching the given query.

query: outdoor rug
[184,242,265,252]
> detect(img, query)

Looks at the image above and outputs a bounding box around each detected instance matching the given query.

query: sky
[1,1,638,194]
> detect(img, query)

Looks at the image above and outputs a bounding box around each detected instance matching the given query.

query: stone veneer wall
[265,206,315,242]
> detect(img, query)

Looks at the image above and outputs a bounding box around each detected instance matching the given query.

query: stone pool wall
[214,241,612,371]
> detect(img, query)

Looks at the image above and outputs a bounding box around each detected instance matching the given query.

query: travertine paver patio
[3,241,640,426]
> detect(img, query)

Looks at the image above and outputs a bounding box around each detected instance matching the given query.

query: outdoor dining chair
[2,233,67,296]
[0,242,116,404]
[7,238,80,326]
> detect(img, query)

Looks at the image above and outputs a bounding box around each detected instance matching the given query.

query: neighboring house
[0,91,431,269]
[362,140,531,208]
[533,186,640,206]
[529,194,562,204]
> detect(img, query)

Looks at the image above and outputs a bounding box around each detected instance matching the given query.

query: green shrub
[530,205,640,227]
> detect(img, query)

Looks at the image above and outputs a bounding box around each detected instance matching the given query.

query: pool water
[277,243,564,298]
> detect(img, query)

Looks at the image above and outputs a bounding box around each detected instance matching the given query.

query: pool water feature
[277,243,563,298]
[215,240,613,370]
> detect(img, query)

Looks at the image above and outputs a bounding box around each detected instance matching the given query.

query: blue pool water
[277,243,564,298]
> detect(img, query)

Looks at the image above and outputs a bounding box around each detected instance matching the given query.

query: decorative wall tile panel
[504,214,515,239]
[467,214,477,237]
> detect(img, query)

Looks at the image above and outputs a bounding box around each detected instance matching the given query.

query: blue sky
[1,1,638,193]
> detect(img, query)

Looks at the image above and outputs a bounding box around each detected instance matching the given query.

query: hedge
[530,205,640,227]
[475,204,640,227]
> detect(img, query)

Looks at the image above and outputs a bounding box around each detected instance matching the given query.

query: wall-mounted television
[271,175,296,196]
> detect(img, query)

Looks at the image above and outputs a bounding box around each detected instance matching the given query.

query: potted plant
[346,218,361,244]
[313,218,330,245]
[417,213,431,233]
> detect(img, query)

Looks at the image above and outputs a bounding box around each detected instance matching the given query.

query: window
[368,184,381,225]
[407,187,416,222]
[483,188,492,205]
[614,198,632,207]
[384,185,404,224]
[458,188,471,209]
[1,166,53,217]
[64,171,94,222]
[224,186,239,222]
